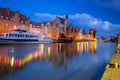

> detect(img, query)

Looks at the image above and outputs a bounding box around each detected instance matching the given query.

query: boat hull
[0,40,53,45]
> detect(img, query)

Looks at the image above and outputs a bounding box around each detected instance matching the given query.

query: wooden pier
[101,41,120,80]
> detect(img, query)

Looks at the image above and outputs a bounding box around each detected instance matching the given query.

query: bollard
[115,62,119,69]
[106,64,110,69]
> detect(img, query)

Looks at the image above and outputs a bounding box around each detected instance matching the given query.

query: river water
[0,42,116,80]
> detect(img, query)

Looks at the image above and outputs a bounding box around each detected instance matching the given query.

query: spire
[65,14,68,19]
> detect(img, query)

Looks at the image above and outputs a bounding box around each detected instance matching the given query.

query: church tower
[64,14,68,35]
[65,14,68,28]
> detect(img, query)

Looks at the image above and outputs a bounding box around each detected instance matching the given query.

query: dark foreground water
[0,42,116,80]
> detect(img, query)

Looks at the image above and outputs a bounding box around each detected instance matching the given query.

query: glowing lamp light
[11,57,14,67]
[34,52,38,58]
[39,52,43,59]
[29,54,33,61]
[6,57,10,64]
[0,56,2,63]
[48,47,51,56]
[15,59,21,66]
[28,54,33,61]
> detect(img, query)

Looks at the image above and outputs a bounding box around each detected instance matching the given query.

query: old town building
[0,7,30,34]
[54,14,68,35]
[0,7,96,41]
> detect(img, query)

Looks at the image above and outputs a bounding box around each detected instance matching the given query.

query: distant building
[89,28,96,39]
[54,14,68,35]
[0,7,96,41]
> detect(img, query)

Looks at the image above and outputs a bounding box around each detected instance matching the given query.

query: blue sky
[0,0,120,37]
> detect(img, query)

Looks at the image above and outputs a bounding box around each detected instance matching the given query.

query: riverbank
[101,41,120,80]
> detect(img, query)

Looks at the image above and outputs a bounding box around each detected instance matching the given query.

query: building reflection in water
[0,42,97,78]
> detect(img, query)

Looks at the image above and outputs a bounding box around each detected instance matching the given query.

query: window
[18,34,20,37]
[10,18,12,21]
[25,35,28,37]
[20,34,22,37]
[1,16,3,19]
[15,34,17,37]
[22,35,24,37]
[26,21,27,24]
[6,17,8,20]
[12,34,14,37]
[9,34,11,37]
[6,34,8,36]
[21,20,23,23]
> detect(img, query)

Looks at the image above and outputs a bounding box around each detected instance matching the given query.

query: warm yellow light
[40,44,44,53]
[77,42,80,52]
[11,57,14,67]
[48,47,51,56]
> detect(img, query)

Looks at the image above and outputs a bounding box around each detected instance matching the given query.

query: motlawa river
[0,42,116,80]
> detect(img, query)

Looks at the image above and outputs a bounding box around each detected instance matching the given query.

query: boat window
[34,35,38,38]
[6,34,8,36]
[18,34,20,37]
[20,34,22,37]
[12,34,14,37]
[15,34,17,37]
[30,35,32,37]
[22,35,24,37]
[9,34,11,37]
[25,35,29,37]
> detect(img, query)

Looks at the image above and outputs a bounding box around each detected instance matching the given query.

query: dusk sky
[0,0,120,37]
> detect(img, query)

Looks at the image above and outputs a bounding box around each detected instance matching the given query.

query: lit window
[26,21,27,24]
[1,16,3,18]
[21,20,23,23]
[10,18,12,20]
[6,16,8,20]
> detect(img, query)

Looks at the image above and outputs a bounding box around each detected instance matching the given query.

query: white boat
[0,27,53,44]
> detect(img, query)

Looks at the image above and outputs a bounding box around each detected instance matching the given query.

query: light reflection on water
[0,42,116,80]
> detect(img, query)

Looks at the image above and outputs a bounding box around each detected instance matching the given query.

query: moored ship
[57,33,73,43]
[0,27,53,44]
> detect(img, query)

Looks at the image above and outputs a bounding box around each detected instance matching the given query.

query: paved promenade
[101,42,120,80]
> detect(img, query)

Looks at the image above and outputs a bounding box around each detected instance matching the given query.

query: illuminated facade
[0,7,30,34]
[89,28,96,40]
[0,7,96,40]
[54,15,68,35]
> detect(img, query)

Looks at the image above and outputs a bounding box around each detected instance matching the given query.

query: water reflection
[0,42,97,78]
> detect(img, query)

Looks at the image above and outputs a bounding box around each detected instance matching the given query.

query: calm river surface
[0,42,116,80]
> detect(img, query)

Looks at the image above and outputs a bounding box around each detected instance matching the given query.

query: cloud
[35,13,120,37]
[35,13,64,22]
[68,13,112,31]
[35,13,56,21]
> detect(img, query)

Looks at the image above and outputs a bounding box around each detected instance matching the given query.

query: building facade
[0,7,96,41]
[0,7,30,34]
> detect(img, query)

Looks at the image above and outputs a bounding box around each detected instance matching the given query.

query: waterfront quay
[101,41,120,80]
